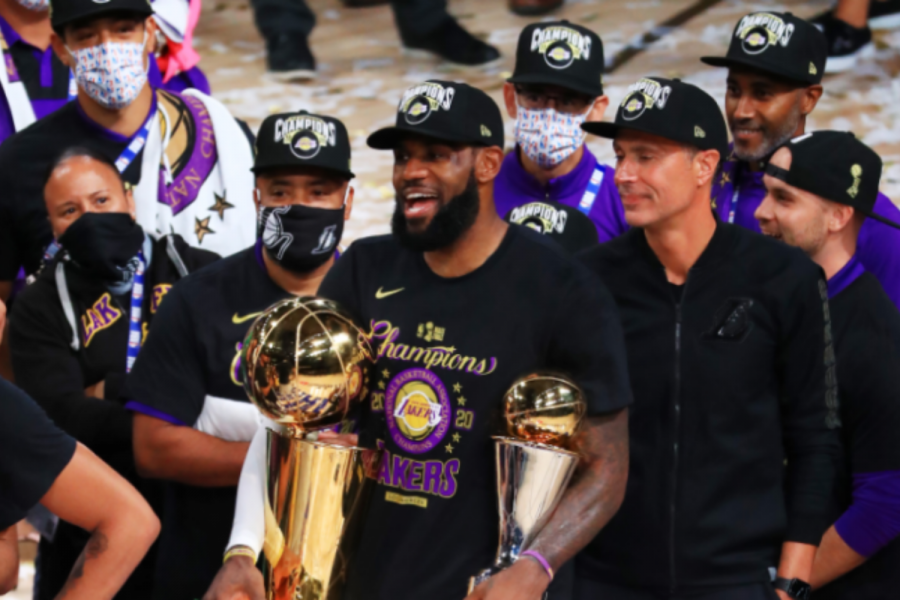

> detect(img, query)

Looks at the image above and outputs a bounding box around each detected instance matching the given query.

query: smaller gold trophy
[242,297,380,600]
[469,373,586,592]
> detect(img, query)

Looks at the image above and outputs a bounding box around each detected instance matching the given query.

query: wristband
[519,550,554,581]
[223,545,257,564]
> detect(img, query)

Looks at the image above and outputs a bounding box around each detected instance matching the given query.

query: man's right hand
[203,555,265,600]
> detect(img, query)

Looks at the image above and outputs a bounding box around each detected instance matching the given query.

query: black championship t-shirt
[0,378,76,530]
[319,226,632,600]
[815,273,900,600]
[124,244,291,600]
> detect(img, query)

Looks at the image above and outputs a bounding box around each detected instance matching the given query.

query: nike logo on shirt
[376,287,404,299]
[232,312,262,324]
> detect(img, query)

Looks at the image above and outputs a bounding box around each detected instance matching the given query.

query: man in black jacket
[8,146,218,600]
[753,132,900,600]
[575,77,842,600]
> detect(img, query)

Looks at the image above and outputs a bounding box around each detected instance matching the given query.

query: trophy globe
[240,296,374,435]
[503,372,587,448]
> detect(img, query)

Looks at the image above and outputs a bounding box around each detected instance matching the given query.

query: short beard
[392,172,480,252]
[732,103,803,164]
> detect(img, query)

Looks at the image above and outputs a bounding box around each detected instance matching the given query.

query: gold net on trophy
[241,297,381,600]
[470,372,586,593]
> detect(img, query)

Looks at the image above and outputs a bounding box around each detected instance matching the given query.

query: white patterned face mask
[514,99,594,169]
[66,33,148,110]
[15,0,49,11]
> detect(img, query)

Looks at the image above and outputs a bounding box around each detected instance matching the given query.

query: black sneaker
[266,33,316,81]
[870,0,900,30]
[814,14,875,73]
[402,18,501,67]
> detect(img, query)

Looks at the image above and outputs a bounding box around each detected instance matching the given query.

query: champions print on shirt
[530,25,593,70]
[735,13,795,55]
[366,319,496,508]
[399,82,456,125]
[621,78,672,121]
[274,114,338,160]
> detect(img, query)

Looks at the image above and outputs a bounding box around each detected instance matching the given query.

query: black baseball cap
[504,200,599,254]
[701,12,827,85]
[507,21,604,97]
[765,131,898,229]
[582,77,728,159]
[367,80,504,150]
[50,0,154,31]
[253,111,354,179]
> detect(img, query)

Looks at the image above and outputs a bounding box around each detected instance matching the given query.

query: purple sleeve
[0,85,17,146]
[590,166,629,243]
[834,470,900,557]
[858,193,900,310]
[125,400,188,426]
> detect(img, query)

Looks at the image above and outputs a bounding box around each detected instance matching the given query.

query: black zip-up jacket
[576,223,842,590]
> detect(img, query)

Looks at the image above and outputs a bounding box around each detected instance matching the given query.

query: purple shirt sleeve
[857,193,900,311]
[834,470,900,557]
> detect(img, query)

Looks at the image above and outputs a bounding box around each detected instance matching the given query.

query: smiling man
[576,77,841,600]
[754,131,900,600]
[125,110,354,600]
[701,10,900,309]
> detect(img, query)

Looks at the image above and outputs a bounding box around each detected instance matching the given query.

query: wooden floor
[9,0,900,595]
[195,0,900,245]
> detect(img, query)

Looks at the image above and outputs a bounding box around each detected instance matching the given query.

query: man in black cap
[496,21,626,244]
[700,11,900,311]
[576,77,842,600]
[505,198,599,254]
[753,131,900,600]
[125,110,355,600]
[317,79,631,600]
[0,0,257,303]
[8,145,217,600]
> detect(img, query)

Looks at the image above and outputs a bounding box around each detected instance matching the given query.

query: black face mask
[392,171,480,252]
[58,212,144,281]
[258,204,344,273]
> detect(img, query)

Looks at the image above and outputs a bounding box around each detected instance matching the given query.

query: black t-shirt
[124,244,291,600]
[319,226,632,600]
[814,273,900,600]
[0,102,145,280]
[0,378,76,530]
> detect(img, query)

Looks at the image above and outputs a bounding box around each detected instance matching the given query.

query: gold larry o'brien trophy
[241,297,381,600]
[469,373,586,593]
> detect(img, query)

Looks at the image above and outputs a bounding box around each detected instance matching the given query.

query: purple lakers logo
[81,293,123,347]
[385,368,451,454]
[151,284,172,314]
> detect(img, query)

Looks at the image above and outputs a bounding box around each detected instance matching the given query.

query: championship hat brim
[699,55,812,85]
[250,161,355,179]
[367,124,499,150]
[51,0,154,30]
[506,72,604,98]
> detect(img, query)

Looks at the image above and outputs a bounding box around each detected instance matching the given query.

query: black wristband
[773,577,811,600]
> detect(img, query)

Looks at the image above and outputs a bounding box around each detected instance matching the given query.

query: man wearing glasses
[495,21,626,243]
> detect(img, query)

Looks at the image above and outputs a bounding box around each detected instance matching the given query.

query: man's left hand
[464,557,549,600]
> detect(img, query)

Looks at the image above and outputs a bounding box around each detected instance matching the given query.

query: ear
[800,84,823,116]
[503,83,518,120]
[144,17,159,54]
[50,33,73,69]
[828,202,856,234]
[694,149,720,188]
[474,147,504,184]
[587,95,610,122]
[343,185,354,221]
[125,187,137,219]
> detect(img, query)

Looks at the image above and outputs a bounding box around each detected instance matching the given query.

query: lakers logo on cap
[531,26,592,70]
[385,367,452,454]
[405,98,433,125]
[735,13,795,55]
[620,78,671,121]
[399,82,456,126]
[509,202,569,236]
[274,114,337,161]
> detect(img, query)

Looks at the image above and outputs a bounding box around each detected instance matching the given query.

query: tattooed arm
[40,443,160,600]
[466,408,630,600]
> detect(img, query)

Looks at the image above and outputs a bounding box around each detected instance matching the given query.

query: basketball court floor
[9,0,900,595]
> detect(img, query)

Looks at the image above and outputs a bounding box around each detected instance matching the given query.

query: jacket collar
[632,213,734,273]
[500,144,597,200]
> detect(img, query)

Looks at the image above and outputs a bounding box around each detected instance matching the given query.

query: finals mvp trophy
[469,373,586,592]
[241,297,381,600]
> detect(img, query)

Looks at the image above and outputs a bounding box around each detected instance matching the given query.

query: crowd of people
[1,0,900,600]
